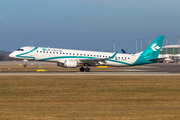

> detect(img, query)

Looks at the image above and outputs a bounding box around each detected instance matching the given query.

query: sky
[0,0,180,53]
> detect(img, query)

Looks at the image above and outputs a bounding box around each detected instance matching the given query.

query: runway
[0,71,180,76]
[1,61,180,75]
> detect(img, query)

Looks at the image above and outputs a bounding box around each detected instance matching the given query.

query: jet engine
[64,60,79,68]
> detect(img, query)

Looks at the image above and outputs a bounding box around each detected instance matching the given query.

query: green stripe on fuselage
[39,56,96,61]
[16,47,38,60]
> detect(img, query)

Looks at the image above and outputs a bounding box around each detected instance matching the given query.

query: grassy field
[0,76,180,120]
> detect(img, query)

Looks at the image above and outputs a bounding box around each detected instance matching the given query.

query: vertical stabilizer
[121,49,127,54]
[133,36,164,65]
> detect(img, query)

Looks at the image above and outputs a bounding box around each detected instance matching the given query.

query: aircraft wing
[79,51,118,65]
[80,58,108,63]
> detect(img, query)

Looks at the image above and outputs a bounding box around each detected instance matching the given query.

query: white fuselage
[9,46,140,67]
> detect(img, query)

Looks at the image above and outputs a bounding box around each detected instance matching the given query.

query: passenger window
[77,53,79,55]
[80,54,82,56]
[43,51,45,53]
[37,51,38,52]
[53,52,55,54]
[70,53,71,55]
[73,53,75,55]
[97,55,99,57]
[63,53,65,54]
[66,53,68,55]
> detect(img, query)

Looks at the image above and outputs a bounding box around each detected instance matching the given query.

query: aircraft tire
[85,68,90,72]
[80,67,85,72]
[23,64,27,68]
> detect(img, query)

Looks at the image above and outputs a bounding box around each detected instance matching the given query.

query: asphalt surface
[0,61,180,75]
[0,72,179,76]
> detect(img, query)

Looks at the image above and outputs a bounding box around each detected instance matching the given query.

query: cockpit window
[17,49,24,51]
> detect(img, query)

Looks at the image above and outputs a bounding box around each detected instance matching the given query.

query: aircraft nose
[9,53,14,58]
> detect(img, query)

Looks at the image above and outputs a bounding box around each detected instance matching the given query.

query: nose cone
[9,53,14,58]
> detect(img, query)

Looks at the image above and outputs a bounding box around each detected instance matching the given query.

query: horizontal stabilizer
[147,57,166,61]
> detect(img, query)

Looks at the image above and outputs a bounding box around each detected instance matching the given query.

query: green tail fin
[134,36,164,65]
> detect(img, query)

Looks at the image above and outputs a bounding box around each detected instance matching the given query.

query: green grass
[0,76,180,120]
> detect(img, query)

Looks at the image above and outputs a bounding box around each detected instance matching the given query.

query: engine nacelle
[64,60,79,68]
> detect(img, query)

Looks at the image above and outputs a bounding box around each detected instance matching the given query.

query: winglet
[109,51,118,59]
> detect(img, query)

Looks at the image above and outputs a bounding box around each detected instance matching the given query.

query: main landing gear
[79,66,90,72]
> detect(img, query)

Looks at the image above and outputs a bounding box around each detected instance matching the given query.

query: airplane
[121,49,127,54]
[9,36,164,72]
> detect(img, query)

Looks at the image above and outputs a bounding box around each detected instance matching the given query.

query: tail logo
[151,44,160,51]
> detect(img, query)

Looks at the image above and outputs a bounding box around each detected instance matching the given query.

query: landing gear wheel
[80,67,85,72]
[23,64,27,68]
[85,68,90,72]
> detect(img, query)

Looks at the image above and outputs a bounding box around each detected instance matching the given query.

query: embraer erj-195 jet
[9,36,164,72]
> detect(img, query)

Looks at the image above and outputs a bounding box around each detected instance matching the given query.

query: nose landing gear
[23,60,28,68]
[23,64,27,68]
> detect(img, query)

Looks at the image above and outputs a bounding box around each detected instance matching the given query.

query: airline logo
[43,48,47,51]
[151,44,160,51]
[42,48,62,52]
